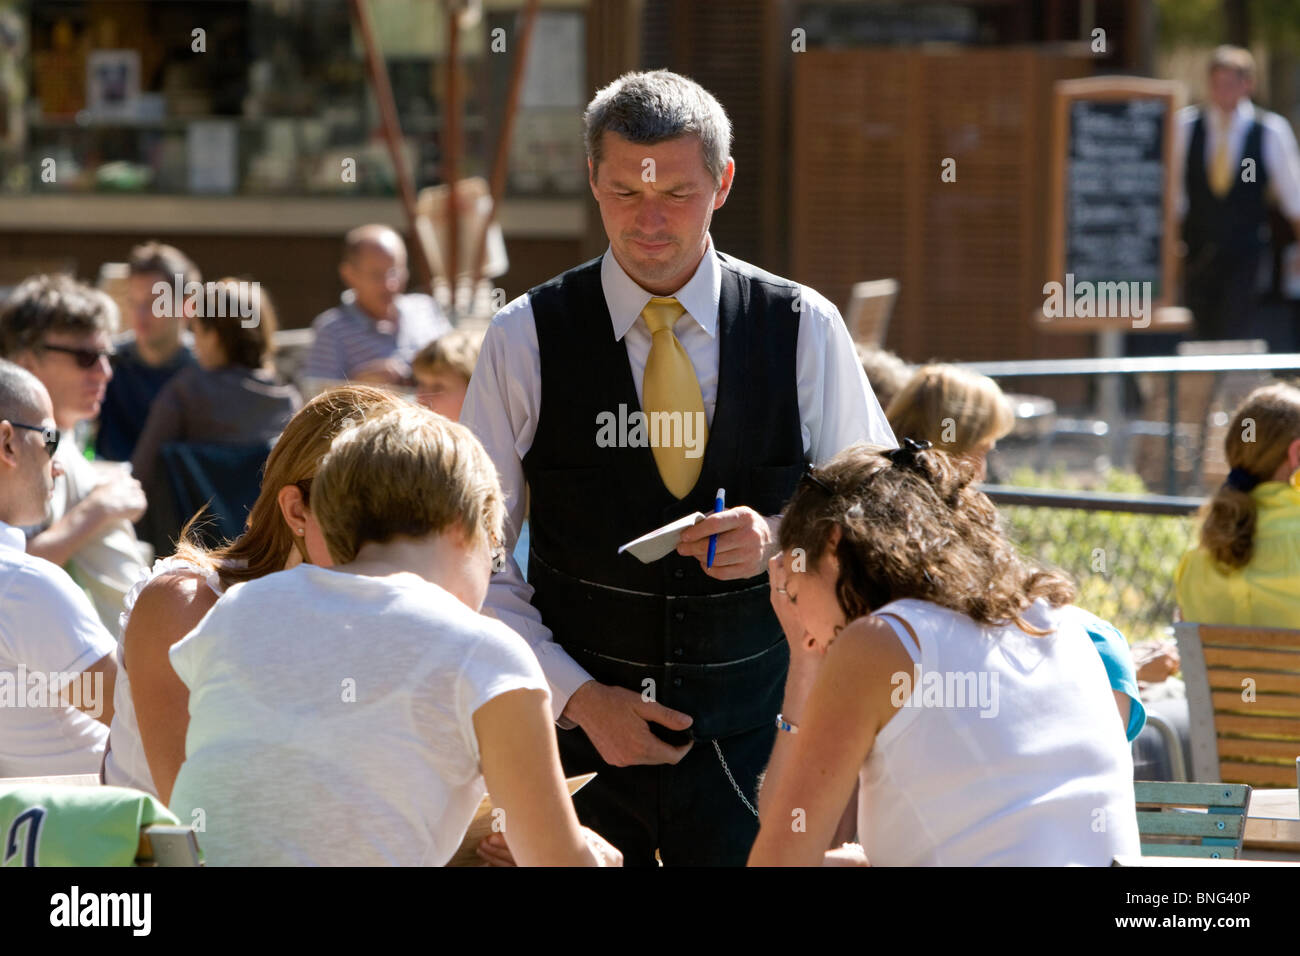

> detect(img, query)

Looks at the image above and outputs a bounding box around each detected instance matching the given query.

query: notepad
[617,512,709,564]
[447,772,597,867]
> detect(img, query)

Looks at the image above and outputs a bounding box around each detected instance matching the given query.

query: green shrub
[997,466,1197,645]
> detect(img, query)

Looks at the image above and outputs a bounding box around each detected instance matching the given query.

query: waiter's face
[590,132,734,295]
[1209,66,1250,115]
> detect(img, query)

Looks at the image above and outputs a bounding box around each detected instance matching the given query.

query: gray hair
[0,359,47,423]
[584,70,732,187]
[0,274,117,358]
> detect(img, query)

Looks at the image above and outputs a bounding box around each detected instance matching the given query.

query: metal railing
[959,354,1300,495]
[982,485,1204,645]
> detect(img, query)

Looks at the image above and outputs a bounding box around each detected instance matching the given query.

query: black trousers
[1184,245,1263,342]
[557,721,776,866]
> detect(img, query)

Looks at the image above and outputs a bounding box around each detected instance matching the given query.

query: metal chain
[712,739,759,818]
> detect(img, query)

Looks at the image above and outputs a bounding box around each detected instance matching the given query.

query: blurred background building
[0,0,1297,363]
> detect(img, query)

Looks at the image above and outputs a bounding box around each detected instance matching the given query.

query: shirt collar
[341,289,399,334]
[601,235,721,341]
[0,519,27,553]
[1211,99,1254,130]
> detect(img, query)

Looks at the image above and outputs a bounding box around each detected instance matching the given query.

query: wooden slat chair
[1174,622,1300,787]
[1134,781,1251,859]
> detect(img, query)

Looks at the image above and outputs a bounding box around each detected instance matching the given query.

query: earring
[297,528,305,535]
[1291,468,1300,492]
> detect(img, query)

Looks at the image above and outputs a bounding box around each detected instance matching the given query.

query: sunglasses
[42,343,114,369]
[9,422,60,458]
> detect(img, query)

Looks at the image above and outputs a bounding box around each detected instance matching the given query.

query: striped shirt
[302,291,450,383]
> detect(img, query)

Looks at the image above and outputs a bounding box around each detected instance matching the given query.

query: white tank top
[858,598,1139,866]
[102,557,224,796]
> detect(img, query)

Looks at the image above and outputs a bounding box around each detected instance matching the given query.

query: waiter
[1179,45,1300,342]
[462,70,894,866]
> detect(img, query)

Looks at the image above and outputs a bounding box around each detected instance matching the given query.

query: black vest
[1184,109,1270,257]
[522,253,805,739]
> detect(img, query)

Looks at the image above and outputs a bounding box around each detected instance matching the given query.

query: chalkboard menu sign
[1046,77,1183,332]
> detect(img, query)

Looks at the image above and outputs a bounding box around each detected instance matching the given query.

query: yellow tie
[1210,111,1232,198]
[641,296,708,499]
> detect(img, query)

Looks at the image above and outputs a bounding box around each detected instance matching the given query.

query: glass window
[0,0,587,198]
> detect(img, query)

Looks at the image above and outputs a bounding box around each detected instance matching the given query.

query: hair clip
[1224,467,1261,493]
[887,437,932,466]
[800,461,836,496]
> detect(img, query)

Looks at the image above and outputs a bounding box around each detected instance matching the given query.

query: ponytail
[1198,484,1259,570]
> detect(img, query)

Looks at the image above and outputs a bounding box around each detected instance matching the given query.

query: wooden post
[349,0,434,292]
[444,1,462,315]
[470,0,540,287]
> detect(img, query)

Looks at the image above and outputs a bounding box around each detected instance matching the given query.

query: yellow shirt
[1174,481,1300,628]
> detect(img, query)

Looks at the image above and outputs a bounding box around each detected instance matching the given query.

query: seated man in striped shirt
[301,224,450,393]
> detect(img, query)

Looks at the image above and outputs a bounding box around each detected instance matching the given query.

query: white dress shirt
[461,237,896,721]
[1176,99,1300,220]
[0,520,116,777]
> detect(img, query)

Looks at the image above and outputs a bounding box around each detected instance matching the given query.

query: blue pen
[706,488,725,568]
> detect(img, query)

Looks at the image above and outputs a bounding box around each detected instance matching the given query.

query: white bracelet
[776,713,799,734]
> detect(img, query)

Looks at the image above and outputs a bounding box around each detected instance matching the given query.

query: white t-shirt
[0,522,116,777]
[167,564,550,866]
[103,557,224,796]
[858,598,1140,866]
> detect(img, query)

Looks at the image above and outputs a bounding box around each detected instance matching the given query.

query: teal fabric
[1074,608,1146,742]
[0,784,181,867]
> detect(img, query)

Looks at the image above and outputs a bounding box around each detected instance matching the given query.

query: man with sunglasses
[0,275,148,632]
[0,360,119,777]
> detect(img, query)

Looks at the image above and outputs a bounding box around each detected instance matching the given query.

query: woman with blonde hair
[748,440,1139,866]
[103,384,405,802]
[1175,382,1300,627]
[886,364,1013,479]
[167,405,621,865]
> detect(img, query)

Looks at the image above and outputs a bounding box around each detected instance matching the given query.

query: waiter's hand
[562,681,694,767]
[676,508,779,579]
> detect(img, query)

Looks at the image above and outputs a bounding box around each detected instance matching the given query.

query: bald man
[0,360,118,776]
[301,225,451,390]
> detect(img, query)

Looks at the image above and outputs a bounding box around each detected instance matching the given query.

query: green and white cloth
[0,784,180,867]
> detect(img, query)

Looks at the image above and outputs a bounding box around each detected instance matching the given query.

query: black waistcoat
[1184,110,1270,257]
[522,252,805,739]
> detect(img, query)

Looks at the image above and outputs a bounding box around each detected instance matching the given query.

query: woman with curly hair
[748,440,1139,866]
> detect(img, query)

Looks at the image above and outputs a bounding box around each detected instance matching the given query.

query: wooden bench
[1174,622,1300,787]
